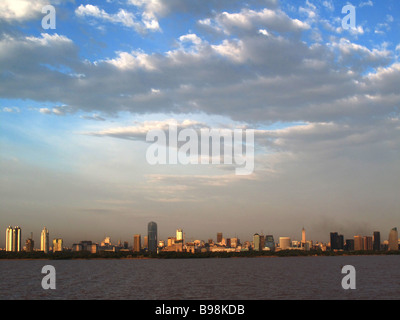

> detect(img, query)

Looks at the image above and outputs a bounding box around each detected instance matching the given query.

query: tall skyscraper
[148,222,158,253]
[133,234,141,252]
[265,235,275,251]
[301,228,306,246]
[363,236,373,251]
[176,229,184,242]
[388,228,399,251]
[41,227,49,253]
[253,233,261,251]
[373,231,381,251]
[12,227,22,252]
[6,226,13,252]
[217,233,223,243]
[53,239,63,252]
[354,235,364,251]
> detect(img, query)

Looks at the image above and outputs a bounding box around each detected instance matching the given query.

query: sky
[0,0,399,247]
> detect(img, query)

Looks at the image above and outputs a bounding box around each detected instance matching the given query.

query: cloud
[75,4,160,33]
[0,0,49,22]
[2,107,20,113]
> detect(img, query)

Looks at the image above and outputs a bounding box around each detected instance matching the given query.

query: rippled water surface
[1,256,399,300]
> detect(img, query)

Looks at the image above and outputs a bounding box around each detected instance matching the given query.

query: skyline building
[6,226,13,252]
[388,228,399,251]
[217,232,223,243]
[148,222,158,253]
[133,234,141,252]
[53,238,63,252]
[12,227,22,252]
[354,235,363,251]
[279,237,291,250]
[301,228,306,245]
[330,232,344,251]
[41,227,49,253]
[363,236,373,251]
[265,235,275,251]
[373,231,381,251]
[176,229,184,243]
[253,233,261,251]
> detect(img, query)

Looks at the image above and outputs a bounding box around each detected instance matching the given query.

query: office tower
[144,236,148,249]
[6,226,13,252]
[373,231,381,251]
[345,239,355,251]
[265,235,275,251]
[330,232,338,250]
[279,237,291,250]
[25,238,34,252]
[133,234,141,252]
[226,238,231,248]
[363,236,373,251]
[12,227,22,252]
[53,239,63,252]
[217,233,223,243]
[330,232,343,250]
[301,228,306,246]
[354,235,364,251]
[259,235,265,249]
[230,238,239,248]
[41,227,49,253]
[148,222,158,253]
[253,234,261,251]
[388,228,399,251]
[176,229,184,242]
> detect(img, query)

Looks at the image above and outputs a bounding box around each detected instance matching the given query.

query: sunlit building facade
[41,227,49,253]
[388,228,399,251]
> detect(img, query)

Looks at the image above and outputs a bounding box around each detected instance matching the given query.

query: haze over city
[1,0,399,247]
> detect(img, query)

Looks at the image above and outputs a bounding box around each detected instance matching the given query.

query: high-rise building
[330,232,344,250]
[301,228,306,246]
[12,227,22,252]
[354,235,363,251]
[253,234,261,251]
[388,228,399,251]
[133,234,141,252]
[144,236,148,249]
[373,231,381,251]
[6,226,13,252]
[259,235,265,249]
[25,238,34,252]
[265,235,275,251]
[53,239,63,252]
[176,229,184,242]
[279,237,291,250]
[363,236,373,251]
[41,227,49,253]
[217,233,223,243]
[345,239,355,251]
[148,222,158,253]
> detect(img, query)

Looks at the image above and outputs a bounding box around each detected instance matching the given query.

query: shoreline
[0,252,398,261]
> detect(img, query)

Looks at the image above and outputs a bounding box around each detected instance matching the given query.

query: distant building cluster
[2,224,400,254]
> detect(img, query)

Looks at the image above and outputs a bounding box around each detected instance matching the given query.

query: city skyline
[1,0,400,245]
[2,223,399,250]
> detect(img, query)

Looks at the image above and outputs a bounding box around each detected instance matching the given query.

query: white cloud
[0,0,49,22]
[2,107,20,113]
[75,4,160,33]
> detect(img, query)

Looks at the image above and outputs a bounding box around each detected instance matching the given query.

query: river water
[0,256,399,300]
